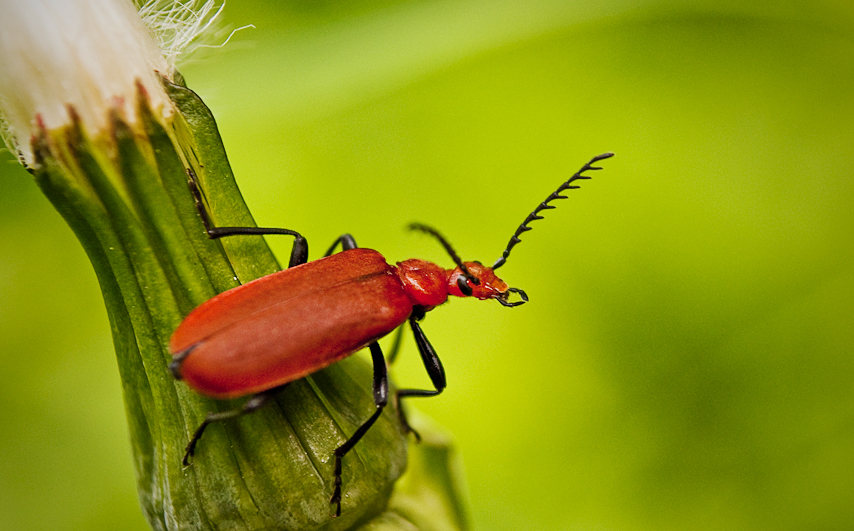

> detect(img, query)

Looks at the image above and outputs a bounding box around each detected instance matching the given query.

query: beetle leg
[185,168,309,266]
[182,384,287,466]
[324,234,358,256]
[395,316,447,440]
[401,317,447,394]
[330,341,388,517]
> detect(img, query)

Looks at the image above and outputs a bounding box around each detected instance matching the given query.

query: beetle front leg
[330,340,388,517]
[182,384,287,466]
[395,315,447,439]
[186,168,309,266]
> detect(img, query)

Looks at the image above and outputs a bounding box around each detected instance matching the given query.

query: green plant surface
[1,1,853,530]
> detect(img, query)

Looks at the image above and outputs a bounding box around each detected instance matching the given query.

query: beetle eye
[456,275,473,296]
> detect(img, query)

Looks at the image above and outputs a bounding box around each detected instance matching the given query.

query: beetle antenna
[492,152,614,270]
[408,223,479,284]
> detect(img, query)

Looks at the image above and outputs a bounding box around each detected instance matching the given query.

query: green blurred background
[2,0,853,529]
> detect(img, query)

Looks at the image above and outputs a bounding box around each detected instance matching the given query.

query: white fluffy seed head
[0,0,229,166]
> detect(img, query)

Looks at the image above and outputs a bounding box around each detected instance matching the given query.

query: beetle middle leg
[324,234,358,256]
[186,168,308,267]
[330,340,388,517]
[182,383,288,466]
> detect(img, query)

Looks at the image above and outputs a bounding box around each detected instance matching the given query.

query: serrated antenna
[492,152,614,270]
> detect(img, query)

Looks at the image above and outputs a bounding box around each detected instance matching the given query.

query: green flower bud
[1,1,468,530]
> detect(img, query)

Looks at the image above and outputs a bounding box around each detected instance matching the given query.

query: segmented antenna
[408,223,479,284]
[492,152,614,270]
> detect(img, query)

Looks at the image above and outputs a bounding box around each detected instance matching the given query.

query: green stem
[28,74,467,531]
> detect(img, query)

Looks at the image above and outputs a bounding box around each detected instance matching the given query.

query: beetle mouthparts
[496,287,528,307]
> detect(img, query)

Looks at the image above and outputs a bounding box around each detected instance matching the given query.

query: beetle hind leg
[182,384,287,466]
[329,340,388,517]
[185,168,309,267]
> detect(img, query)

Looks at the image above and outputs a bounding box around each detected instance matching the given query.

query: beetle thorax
[394,259,450,309]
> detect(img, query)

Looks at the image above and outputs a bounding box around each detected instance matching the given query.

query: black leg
[398,317,447,396]
[324,234,358,256]
[395,315,447,439]
[182,384,287,466]
[329,341,388,517]
[187,168,309,266]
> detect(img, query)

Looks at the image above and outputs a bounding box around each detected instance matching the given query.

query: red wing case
[170,248,413,398]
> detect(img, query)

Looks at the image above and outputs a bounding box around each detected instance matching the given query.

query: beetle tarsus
[182,434,200,466]
[186,168,215,235]
[394,400,422,442]
[330,452,344,517]
[186,168,308,262]
[182,413,216,466]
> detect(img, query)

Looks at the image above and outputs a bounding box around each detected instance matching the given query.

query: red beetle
[169,153,613,516]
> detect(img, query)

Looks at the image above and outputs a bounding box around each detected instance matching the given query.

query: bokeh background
[2,0,853,529]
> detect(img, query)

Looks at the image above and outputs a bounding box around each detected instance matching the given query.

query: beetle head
[409,223,528,307]
[447,261,528,307]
